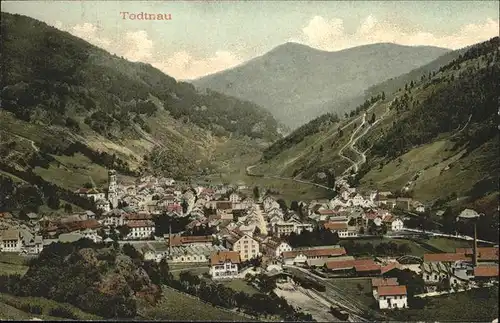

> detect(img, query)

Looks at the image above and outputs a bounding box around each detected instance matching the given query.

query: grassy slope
[140,286,252,322]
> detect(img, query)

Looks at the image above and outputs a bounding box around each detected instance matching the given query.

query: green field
[0,293,102,320]
[425,237,473,253]
[327,278,377,309]
[220,279,260,295]
[0,253,29,275]
[140,286,254,321]
[339,238,431,257]
[388,286,498,322]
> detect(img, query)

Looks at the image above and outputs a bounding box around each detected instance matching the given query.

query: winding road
[338,99,393,176]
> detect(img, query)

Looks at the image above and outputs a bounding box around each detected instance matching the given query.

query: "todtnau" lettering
[120,12,172,20]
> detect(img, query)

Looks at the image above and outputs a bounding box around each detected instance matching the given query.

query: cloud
[69,23,112,49]
[122,30,154,62]
[153,50,243,80]
[298,15,499,51]
[52,21,242,80]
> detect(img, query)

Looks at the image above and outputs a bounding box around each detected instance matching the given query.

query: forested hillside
[0,12,279,212]
[193,42,449,128]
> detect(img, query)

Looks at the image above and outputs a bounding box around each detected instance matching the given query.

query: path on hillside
[245,101,385,189]
[4,131,40,152]
[340,99,393,176]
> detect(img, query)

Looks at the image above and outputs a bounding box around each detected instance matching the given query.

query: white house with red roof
[376,285,408,309]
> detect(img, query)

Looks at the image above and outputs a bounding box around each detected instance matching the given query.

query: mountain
[0,12,280,212]
[192,42,450,128]
[252,37,499,214]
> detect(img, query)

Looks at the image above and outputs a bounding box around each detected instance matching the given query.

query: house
[376,285,408,309]
[264,239,293,258]
[414,203,425,213]
[96,199,111,212]
[282,246,346,265]
[168,244,228,264]
[473,265,499,282]
[22,235,44,254]
[371,277,399,294]
[421,253,470,284]
[141,242,169,262]
[323,222,357,238]
[74,187,106,202]
[273,221,296,237]
[391,218,404,231]
[126,220,155,239]
[306,256,355,268]
[224,231,260,262]
[324,258,380,276]
[457,208,480,220]
[166,234,213,247]
[101,211,125,227]
[0,229,22,252]
[209,250,241,279]
[229,193,240,203]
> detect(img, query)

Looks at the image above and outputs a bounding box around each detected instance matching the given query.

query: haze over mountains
[193,42,450,128]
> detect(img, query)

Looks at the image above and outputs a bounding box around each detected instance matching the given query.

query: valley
[0,6,498,323]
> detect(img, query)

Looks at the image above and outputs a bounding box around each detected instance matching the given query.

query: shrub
[48,306,78,319]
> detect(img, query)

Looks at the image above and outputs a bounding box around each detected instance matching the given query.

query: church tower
[107,169,118,209]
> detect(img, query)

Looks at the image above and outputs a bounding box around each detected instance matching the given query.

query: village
[0,169,498,321]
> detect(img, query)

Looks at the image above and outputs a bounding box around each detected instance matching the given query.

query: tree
[290,201,299,212]
[64,203,73,213]
[370,113,376,124]
[181,200,188,214]
[277,199,287,212]
[83,182,93,189]
[253,186,260,199]
[47,195,61,210]
[117,225,131,239]
[441,207,457,234]
[382,91,386,100]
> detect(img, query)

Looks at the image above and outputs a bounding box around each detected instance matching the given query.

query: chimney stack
[473,222,478,267]
[168,223,172,255]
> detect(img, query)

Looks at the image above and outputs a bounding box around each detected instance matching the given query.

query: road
[246,164,335,191]
[403,228,497,245]
[284,265,385,322]
[339,99,392,176]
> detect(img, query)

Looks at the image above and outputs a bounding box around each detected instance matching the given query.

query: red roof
[372,278,399,287]
[318,209,337,215]
[455,247,499,261]
[324,222,348,230]
[210,251,240,265]
[423,253,469,262]
[124,213,153,221]
[127,220,155,228]
[283,247,346,259]
[325,258,375,270]
[365,213,379,220]
[355,260,381,273]
[474,265,499,277]
[381,262,401,274]
[378,285,407,296]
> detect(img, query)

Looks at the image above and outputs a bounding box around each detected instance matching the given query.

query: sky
[2,1,499,80]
